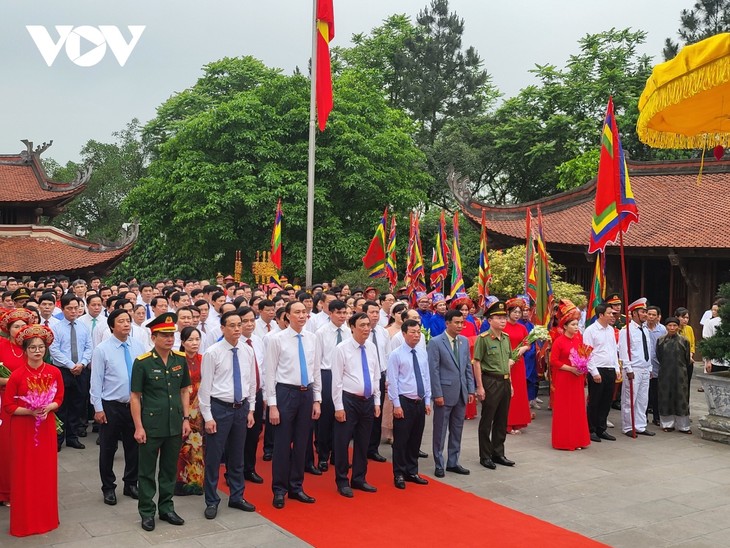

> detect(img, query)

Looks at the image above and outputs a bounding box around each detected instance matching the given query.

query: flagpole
[305,0,318,287]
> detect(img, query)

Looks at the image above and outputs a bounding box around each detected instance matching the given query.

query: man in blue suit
[428,309,475,477]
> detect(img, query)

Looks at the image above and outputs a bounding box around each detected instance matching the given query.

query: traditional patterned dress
[503,320,531,431]
[175,353,204,495]
[657,333,691,429]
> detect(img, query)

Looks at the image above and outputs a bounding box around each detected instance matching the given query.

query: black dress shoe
[434,468,445,478]
[103,490,117,506]
[652,419,661,426]
[228,499,255,512]
[418,450,428,458]
[598,432,616,441]
[492,455,515,467]
[123,485,139,499]
[446,465,470,475]
[590,432,602,442]
[159,511,185,525]
[318,461,329,472]
[637,429,656,436]
[351,482,377,493]
[244,471,264,484]
[78,430,88,438]
[305,464,322,476]
[338,486,353,498]
[273,494,285,509]
[480,458,496,470]
[262,452,273,462]
[66,440,86,449]
[289,491,315,503]
[204,505,217,519]
[405,474,429,485]
[367,452,386,462]
[141,516,155,531]
[624,431,636,437]
[394,476,406,489]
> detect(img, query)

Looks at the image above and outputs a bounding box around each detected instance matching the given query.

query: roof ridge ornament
[19,139,53,162]
[446,165,473,206]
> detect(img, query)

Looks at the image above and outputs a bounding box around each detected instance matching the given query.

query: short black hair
[328,299,346,313]
[107,308,132,330]
[220,310,240,327]
[348,312,369,328]
[237,306,255,319]
[362,300,380,314]
[60,293,80,308]
[258,299,275,311]
[38,292,56,305]
[647,305,661,315]
[401,319,421,334]
[445,309,463,322]
[595,303,609,317]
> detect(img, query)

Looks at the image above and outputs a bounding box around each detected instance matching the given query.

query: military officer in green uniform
[472,301,517,471]
[130,313,191,532]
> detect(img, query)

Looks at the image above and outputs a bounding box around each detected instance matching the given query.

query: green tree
[120,57,429,281]
[47,119,148,242]
[664,0,730,60]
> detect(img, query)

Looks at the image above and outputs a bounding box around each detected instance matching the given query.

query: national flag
[586,250,606,327]
[362,208,387,278]
[525,209,537,306]
[270,199,282,270]
[385,215,398,289]
[316,0,335,131]
[429,210,450,292]
[534,206,554,326]
[588,97,639,254]
[477,208,492,308]
[449,211,465,298]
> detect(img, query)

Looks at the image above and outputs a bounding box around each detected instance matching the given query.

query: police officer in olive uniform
[130,313,191,532]
[472,301,517,471]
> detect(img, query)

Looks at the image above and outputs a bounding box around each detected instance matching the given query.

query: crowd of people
[0,273,724,537]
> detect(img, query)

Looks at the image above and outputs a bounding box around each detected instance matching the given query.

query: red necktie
[266,323,271,333]
[246,338,260,392]
[44,319,49,327]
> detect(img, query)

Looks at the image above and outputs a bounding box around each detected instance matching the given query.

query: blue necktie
[145,304,151,319]
[411,349,425,399]
[361,345,372,398]
[231,347,242,403]
[297,334,309,386]
[122,341,133,382]
[336,327,342,345]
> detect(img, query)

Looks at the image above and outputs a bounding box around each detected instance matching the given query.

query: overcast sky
[1,0,690,164]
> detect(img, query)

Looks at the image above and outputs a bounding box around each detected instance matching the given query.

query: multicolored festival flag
[534,207,554,326]
[385,215,398,289]
[429,211,450,293]
[270,199,282,270]
[588,97,639,254]
[477,208,492,308]
[362,208,387,278]
[524,209,537,306]
[587,250,606,327]
[449,211,465,298]
[405,212,426,295]
[316,0,335,131]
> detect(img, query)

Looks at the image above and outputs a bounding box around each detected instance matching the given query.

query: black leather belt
[344,391,373,401]
[211,396,244,409]
[102,399,130,407]
[280,383,311,391]
[482,371,510,380]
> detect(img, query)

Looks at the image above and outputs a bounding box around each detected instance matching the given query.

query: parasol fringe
[637,52,730,149]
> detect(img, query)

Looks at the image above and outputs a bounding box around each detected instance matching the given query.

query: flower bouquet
[15,373,60,445]
[510,325,550,360]
[0,363,11,378]
[569,343,593,374]
[420,326,431,345]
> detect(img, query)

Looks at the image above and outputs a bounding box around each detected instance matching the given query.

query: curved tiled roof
[455,159,730,250]
[0,225,136,274]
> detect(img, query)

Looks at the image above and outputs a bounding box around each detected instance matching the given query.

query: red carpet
[217,452,605,547]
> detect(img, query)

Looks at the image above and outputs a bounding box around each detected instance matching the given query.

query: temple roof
[0,140,91,207]
[452,158,730,251]
[0,224,137,275]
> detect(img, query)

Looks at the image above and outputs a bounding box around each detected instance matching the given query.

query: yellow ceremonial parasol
[637,32,730,151]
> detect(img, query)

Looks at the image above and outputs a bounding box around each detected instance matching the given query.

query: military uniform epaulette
[172,350,186,357]
[137,351,152,360]
[480,331,489,338]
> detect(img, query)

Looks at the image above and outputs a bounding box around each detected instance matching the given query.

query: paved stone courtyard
[1,366,729,547]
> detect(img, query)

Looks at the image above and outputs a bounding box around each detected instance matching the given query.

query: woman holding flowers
[175,326,204,495]
[504,298,532,434]
[549,300,590,451]
[3,324,64,536]
[0,308,37,506]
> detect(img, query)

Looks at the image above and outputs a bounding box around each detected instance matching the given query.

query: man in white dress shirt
[239,306,266,485]
[265,301,321,509]
[362,300,390,462]
[254,299,279,339]
[331,312,380,497]
[619,298,656,437]
[198,311,257,519]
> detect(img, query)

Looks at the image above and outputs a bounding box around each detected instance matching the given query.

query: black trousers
[392,396,425,478]
[334,393,374,488]
[204,400,249,506]
[317,370,335,464]
[57,366,90,444]
[477,375,510,459]
[587,368,617,434]
[647,377,659,422]
[243,390,264,474]
[272,384,313,496]
[263,407,275,457]
[99,400,138,492]
[368,373,386,454]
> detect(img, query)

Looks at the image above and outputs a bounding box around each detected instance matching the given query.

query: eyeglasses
[27,345,46,352]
